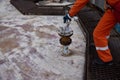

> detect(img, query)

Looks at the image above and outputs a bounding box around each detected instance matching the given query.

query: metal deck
[77,3,120,80]
[10,0,72,15]
[9,1,120,79]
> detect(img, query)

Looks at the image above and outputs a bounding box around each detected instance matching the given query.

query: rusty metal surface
[1,0,86,79]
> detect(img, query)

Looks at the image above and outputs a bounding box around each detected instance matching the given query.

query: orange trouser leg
[93,9,117,62]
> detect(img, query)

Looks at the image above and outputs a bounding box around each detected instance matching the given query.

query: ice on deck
[0,0,86,80]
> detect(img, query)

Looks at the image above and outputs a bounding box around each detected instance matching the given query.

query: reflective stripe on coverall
[93,9,116,62]
[68,0,119,62]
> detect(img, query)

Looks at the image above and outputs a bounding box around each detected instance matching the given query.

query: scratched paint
[0,0,86,80]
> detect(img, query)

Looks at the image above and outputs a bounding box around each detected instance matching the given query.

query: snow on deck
[0,0,86,80]
[37,1,72,6]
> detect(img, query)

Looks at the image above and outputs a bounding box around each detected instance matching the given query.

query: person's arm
[69,0,89,17]
[63,0,89,23]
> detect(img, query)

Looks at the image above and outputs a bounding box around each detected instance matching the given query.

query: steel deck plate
[10,0,66,15]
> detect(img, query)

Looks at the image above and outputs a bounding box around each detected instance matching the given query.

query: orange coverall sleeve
[69,0,89,17]
[107,0,120,6]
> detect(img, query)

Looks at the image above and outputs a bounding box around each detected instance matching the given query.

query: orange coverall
[69,0,119,62]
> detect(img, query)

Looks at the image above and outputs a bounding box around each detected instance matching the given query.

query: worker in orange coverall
[63,0,120,65]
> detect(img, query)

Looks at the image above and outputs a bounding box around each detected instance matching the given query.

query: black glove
[63,14,71,23]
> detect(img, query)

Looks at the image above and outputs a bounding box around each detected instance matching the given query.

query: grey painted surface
[90,0,105,10]
[68,0,105,10]
[64,0,105,11]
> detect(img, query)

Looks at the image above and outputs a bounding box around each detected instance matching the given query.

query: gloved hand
[63,14,71,23]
